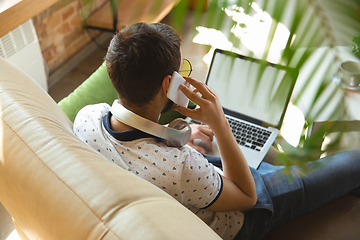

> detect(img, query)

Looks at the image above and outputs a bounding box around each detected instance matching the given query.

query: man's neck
[110,115,134,132]
[110,103,162,132]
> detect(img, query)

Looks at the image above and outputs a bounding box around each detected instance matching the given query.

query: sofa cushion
[0,57,220,240]
[58,61,118,122]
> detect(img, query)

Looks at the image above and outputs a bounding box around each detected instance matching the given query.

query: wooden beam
[86,0,177,31]
[0,0,58,37]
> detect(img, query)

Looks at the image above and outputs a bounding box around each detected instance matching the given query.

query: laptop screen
[205,49,298,128]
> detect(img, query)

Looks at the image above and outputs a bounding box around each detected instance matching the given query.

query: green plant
[352,33,360,58]
[172,0,360,170]
[77,0,360,172]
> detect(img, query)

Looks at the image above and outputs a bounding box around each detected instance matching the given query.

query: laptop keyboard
[226,117,271,152]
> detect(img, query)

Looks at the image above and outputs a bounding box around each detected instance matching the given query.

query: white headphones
[111,100,191,147]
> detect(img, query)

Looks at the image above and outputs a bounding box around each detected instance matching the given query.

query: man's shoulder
[75,103,110,122]
[73,103,111,134]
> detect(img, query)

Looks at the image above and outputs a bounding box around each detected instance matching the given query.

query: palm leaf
[76,0,360,171]
[180,0,360,169]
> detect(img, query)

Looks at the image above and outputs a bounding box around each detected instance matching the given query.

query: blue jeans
[206,149,360,240]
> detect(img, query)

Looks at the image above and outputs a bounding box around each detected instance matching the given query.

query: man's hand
[173,77,228,134]
[187,124,213,154]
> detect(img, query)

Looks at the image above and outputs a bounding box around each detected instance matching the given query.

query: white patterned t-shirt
[73,103,244,239]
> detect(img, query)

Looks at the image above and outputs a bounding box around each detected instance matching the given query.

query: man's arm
[173,77,257,212]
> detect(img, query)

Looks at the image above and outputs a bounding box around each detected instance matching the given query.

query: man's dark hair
[105,23,182,108]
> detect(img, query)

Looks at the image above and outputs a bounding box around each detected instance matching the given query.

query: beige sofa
[1,56,360,239]
[0,57,221,239]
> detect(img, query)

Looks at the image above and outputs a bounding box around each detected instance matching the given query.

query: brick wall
[32,0,106,73]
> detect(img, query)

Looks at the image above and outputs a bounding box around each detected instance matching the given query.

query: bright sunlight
[6,230,21,240]
[193,2,293,65]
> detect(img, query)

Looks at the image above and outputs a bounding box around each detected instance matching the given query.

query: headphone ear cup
[167,118,190,130]
[164,118,191,147]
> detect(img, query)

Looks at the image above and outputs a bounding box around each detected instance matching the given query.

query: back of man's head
[105,23,182,108]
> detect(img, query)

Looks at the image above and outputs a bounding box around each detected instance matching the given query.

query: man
[74,22,360,240]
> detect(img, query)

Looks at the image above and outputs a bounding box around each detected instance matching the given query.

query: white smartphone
[167,71,189,108]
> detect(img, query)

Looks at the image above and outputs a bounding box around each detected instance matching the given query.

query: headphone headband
[111,100,191,147]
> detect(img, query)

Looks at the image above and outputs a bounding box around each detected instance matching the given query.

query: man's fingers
[187,142,206,155]
[189,128,213,151]
[197,125,214,142]
[183,77,214,99]
[183,77,206,91]
[196,132,213,151]
[179,84,205,106]
[173,105,198,120]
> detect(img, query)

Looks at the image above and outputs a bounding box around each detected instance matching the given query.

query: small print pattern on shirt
[73,103,244,239]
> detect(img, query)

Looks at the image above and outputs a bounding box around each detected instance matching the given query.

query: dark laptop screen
[205,49,298,128]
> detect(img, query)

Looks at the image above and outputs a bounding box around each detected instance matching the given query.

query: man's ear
[162,75,171,95]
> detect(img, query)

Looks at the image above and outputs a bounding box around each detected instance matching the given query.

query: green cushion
[58,62,118,122]
[58,61,194,124]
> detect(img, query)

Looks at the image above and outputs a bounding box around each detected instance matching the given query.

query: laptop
[191,49,298,169]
